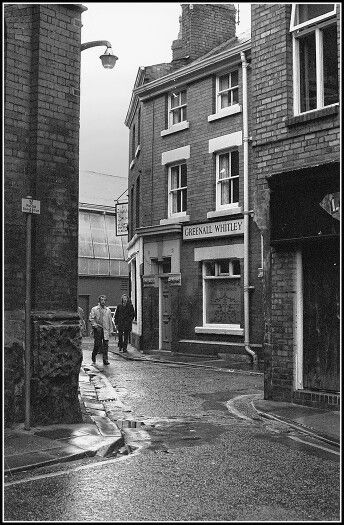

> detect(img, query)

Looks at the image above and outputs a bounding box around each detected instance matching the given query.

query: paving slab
[90,415,122,437]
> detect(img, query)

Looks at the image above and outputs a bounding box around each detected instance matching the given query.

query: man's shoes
[103,361,110,365]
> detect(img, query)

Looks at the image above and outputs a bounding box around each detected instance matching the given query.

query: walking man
[114,294,135,353]
[89,295,113,365]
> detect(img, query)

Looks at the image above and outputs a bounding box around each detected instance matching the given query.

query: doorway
[302,240,340,392]
[160,277,172,351]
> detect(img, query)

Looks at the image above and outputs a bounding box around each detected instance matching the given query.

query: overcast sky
[79,3,251,182]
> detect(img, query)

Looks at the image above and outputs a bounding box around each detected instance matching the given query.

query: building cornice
[134,223,183,237]
[125,40,251,128]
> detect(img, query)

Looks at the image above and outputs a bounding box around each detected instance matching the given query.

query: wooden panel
[161,278,172,350]
[303,240,340,392]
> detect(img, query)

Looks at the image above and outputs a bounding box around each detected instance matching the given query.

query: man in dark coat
[114,293,135,352]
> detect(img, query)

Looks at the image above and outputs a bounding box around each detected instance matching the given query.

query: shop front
[268,162,340,407]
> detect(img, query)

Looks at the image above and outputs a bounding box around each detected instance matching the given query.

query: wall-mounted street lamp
[81,40,118,69]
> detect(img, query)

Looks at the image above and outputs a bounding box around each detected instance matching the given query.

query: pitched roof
[190,29,251,64]
[144,63,175,83]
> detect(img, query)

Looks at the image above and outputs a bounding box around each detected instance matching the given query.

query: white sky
[79,3,251,179]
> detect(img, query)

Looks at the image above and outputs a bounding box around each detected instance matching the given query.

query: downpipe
[241,51,258,367]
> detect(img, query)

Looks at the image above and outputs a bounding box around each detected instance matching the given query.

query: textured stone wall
[31,314,83,425]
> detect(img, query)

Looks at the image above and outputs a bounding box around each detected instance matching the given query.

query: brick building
[4,4,86,425]
[125,4,264,363]
[251,4,340,408]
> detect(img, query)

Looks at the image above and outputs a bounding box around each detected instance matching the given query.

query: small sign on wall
[22,198,40,214]
[115,202,128,236]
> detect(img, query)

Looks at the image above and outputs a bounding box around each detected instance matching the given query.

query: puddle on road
[143,419,227,450]
[116,419,145,429]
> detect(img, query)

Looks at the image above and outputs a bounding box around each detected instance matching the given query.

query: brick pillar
[4,3,86,426]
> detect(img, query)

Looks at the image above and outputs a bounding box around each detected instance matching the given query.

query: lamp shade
[100,52,118,69]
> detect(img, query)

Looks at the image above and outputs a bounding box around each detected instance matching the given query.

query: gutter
[241,50,258,366]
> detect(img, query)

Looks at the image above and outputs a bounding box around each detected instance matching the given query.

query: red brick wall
[134,69,247,227]
[4,4,82,313]
[251,4,341,400]
[173,4,237,62]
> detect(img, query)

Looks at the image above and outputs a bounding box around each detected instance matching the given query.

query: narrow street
[4,346,340,522]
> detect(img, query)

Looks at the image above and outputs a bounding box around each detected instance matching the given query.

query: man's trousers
[92,328,109,363]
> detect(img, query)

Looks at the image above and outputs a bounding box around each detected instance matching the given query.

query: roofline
[79,202,116,214]
[125,39,251,127]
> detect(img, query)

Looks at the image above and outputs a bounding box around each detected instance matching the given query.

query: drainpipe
[241,51,258,366]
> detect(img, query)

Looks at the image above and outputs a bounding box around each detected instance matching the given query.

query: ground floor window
[202,259,242,325]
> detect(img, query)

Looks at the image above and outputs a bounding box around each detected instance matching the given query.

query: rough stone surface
[4,342,25,427]
[30,322,83,425]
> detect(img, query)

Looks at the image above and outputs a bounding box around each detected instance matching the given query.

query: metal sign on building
[183,218,244,240]
[115,202,128,236]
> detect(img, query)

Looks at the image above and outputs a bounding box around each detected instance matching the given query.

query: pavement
[4,339,340,477]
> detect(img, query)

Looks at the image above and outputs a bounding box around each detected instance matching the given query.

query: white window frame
[201,259,241,329]
[215,149,239,211]
[290,4,336,32]
[216,70,239,113]
[168,163,187,218]
[290,5,338,115]
[168,90,187,127]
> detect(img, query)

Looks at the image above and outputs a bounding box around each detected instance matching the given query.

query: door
[161,277,172,351]
[302,240,340,392]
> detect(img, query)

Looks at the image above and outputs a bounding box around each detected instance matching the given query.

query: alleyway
[4,341,340,522]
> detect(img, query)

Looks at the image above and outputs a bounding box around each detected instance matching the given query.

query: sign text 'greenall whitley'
[183,219,244,240]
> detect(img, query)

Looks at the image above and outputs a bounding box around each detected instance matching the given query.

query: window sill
[208,104,241,122]
[207,207,242,219]
[285,104,339,127]
[195,326,244,336]
[161,121,190,137]
[129,159,135,170]
[160,215,190,225]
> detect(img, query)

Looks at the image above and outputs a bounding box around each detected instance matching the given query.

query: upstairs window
[135,176,140,229]
[216,71,239,112]
[169,90,187,126]
[216,150,239,210]
[131,124,136,160]
[168,163,187,217]
[290,4,338,114]
[137,106,141,146]
[290,4,336,31]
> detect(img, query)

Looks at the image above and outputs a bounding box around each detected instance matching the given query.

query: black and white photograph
[3,2,341,522]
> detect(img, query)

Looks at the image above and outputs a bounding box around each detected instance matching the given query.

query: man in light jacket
[89,295,113,365]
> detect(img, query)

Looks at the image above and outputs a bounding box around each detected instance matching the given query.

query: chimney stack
[171,3,237,63]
